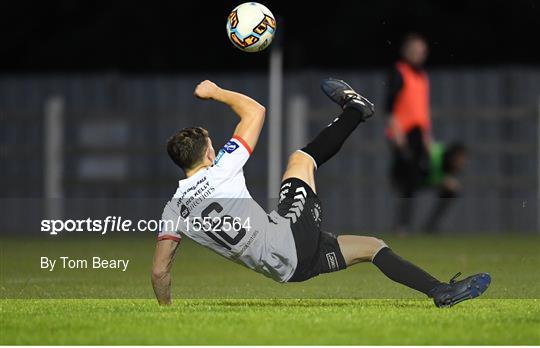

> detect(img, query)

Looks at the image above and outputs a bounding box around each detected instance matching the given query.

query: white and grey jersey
[158,136,297,282]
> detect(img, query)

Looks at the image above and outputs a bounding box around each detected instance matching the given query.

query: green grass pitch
[1,234,539,345]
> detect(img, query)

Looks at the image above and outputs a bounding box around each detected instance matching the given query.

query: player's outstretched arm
[151,239,180,305]
[194,80,265,152]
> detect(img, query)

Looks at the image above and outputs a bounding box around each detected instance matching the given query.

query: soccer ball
[226,2,276,53]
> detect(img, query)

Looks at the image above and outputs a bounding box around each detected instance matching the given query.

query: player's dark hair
[443,142,467,173]
[167,127,209,171]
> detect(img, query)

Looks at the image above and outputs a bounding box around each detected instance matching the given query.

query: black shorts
[277,177,347,282]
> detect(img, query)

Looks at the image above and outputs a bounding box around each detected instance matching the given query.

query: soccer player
[152,79,490,307]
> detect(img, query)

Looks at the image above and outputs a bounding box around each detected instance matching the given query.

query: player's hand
[194,80,220,100]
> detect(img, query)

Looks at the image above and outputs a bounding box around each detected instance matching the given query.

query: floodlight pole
[267,31,283,209]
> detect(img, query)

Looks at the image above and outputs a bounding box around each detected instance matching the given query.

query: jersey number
[201,202,246,250]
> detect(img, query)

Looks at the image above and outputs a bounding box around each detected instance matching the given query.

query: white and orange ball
[226,2,276,52]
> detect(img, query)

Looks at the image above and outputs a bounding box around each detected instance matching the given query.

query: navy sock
[300,107,364,168]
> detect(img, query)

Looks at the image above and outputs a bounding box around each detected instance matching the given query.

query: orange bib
[391,61,430,135]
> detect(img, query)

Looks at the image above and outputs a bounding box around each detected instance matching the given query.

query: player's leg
[280,77,375,281]
[391,128,427,234]
[338,235,441,293]
[282,151,317,192]
[282,78,374,192]
[337,235,388,264]
[393,183,415,235]
[337,235,491,307]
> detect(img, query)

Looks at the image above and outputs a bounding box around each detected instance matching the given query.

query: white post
[286,95,308,155]
[268,47,283,207]
[44,96,65,220]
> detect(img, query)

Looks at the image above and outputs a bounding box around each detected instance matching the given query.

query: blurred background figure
[421,141,468,233]
[386,33,433,234]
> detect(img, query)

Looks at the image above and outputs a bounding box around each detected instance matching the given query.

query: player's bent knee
[282,151,317,191]
[339,235,388,265]
[287,151,315,169]
[370,238,388,260]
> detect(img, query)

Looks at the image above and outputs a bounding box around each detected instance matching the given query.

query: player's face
[404,39,428,66]
[206,137,216,163]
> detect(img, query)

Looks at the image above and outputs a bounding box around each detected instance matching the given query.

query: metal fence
[1,67,539,233]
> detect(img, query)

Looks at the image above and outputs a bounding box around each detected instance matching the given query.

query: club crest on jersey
[180,204,190,218]
[223,140,240,153]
